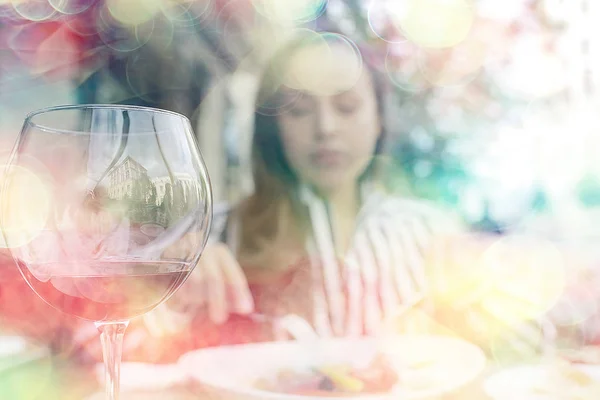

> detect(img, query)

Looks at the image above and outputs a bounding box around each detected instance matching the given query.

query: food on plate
[530,360,600,399]
[254,354,399,396]
[560,346,600,365]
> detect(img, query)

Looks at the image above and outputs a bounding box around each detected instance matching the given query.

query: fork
[247,313,320,341]
[249,295,426,342]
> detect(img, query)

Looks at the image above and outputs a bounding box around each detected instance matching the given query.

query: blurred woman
[133,31,546,363]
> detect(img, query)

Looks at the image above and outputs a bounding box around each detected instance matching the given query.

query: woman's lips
[311,149,347,167]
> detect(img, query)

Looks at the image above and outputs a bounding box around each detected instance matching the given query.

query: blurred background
[1,0,600,236]
[4,1,600,398]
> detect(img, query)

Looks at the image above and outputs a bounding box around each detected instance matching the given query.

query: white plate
[0,336,27,358]
[484,364,600,400]
[179,335,487,400]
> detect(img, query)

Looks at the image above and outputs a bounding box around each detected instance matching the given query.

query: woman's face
[276,44,382,195]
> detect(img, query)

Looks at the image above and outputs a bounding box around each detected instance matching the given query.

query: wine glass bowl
[1,104,212,399]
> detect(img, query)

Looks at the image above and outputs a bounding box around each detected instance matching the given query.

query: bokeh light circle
[385,45,428,92]
[106,0,161,26]
[281,31,363,97]
[164,0,213,27]
[417,44,484,87]
[254,28,308,117]
[147,15,175,50]
[255,84,304,117]
[11,0,56,21]
[0,164,52,249]
[480,235,566,326]
[48,0,92,15]
[367,0,409,44]
[488,321,544,365]
[280,29,329,92]
[398,0,474,49]
[252,0,327,25]
[97,3,155,52]
[248,19,293,63]
[160,0,194,19]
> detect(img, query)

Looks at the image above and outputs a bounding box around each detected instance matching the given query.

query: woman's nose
[315,104,340,138]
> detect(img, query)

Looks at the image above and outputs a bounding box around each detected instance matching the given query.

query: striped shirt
[213,184,549,358]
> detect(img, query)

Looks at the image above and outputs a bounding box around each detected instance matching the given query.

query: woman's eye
[336,102,358,115]
[288,106,312,117]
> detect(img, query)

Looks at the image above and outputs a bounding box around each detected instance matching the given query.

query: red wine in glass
[3,104,212,400]
[19,260,192,321]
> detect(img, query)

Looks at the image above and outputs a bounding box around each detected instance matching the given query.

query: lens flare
[282,32,363,96]
[97,3,155,52]
[163,0,212,27]
[367,0,410,43]
[427,233,566,360]
[253,0,327,25]
[397,0,474,49]
[0,164,52,249]
[48,0,92,15]
[281,30,329,91]
[256,30,363,115]
[248,19,293,62]
[160,0,194,19]
[417,40,485,87]
[106,0,162,26]
[480,236,566,326]
[383,307,459,338]
[11,0,56,21]
[385,44,428,92]
[255,84,303,117]
[488,322,543,365]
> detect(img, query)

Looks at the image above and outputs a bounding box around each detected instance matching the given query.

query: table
[85,370,495,400]
[1,356,539,400]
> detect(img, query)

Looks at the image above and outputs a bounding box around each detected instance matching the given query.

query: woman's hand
[74,243,256,359]
[164,242,254,325]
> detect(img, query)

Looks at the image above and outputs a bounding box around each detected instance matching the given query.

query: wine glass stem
[95,321,129,400]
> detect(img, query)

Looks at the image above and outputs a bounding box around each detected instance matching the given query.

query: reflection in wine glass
[1,104,212,400]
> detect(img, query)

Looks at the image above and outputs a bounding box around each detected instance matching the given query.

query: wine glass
[0,104,212,399]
